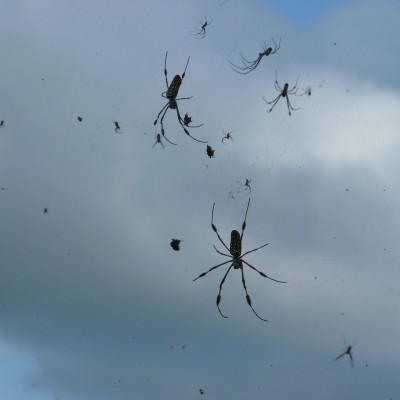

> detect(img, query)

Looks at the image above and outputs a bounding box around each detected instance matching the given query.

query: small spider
[194,199,286,321]
[199,388,205,395]
[221,130,233,143]
[334,339,357,368]
[77,116,83,122]
[0,120,4,128]
[43,207,48,214]
[230,37,281,75]
[193,19,212,39]
[237,178,251,193]
[152,133,165,149]
[113,120,122,133]
[263,72,299,116]
[154,52,207,145]
[206,145,215,158]
[170,238,181,251]
[182,113,203,129]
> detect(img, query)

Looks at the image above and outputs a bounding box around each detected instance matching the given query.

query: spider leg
[242,260,287,283]
[285,96,300,116]
[211,203,230,252]
[213,245,231,257]
[349,352,354,367]
[216,264,234,318]
[193,259,232,281]
[263,95,282,113]
[240,198,251,241]
[154,103,169,125]
[333,351,347,362]
[175,105,207,143]
[159,108,178,146]
[164,52,169,89]
[241,242,269,257]
[181,56,190,81]
[240,266,268,321]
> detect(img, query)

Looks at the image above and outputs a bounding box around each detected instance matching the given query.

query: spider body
[195,199,286,321]
[221,130,233,143]
[230,38,281,75]
[263,72,299,116]
[334,339,357,367]
[153,133,165,149]
[154,52,206,145]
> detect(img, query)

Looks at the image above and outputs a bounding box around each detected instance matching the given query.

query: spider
[154,52,207,145]
[193,198,286,321]
[221,130,233,143]
[193,18,212,39]
[230,38,281,75]
[334,338,357,368]
[152,133,165,149]
[43,207,48,214]
[206,145,215,158]
[237,178,251,193]
[170,238,181,251]
[263,72,299,116]
[77,116,83,122]
[0,120,4,128]
[113,120,122,133]
[182,113,203,129]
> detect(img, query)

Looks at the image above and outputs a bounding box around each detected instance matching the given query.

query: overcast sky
[0,0,400,399]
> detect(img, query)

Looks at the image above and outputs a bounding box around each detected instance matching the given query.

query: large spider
[194,198,286,321]
[154,52,206,145]
[263,72,299,116]
[230,38,281,75]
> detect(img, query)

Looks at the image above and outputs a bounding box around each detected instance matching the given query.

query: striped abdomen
[166,75,182,99]
[230,230,242,256]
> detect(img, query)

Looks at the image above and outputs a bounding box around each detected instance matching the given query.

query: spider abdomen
[167,75,182,99]
[230,230,242,256]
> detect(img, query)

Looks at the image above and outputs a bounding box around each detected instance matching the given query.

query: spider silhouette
[230,38,281,75]
[263,72,299,116]
[154,52,206,145]
[152,133,165,149]
[334,338,357,367]
[194,199,286,321]
[221,130,233,143]
[237,178,251,193]
[193,18,212,39]
[113,120,122,133]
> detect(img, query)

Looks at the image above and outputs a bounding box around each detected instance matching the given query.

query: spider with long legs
[263,72,299,116]
[152,133,165,149]
[154,52,207,145]
[193,18,212,39]
[230,38,281,75]
[334,338,357,368]
[194,199,286,321]
[221,130,233,143]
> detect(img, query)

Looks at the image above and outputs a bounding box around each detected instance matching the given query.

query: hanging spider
[334,338,357,368]
[237,178,251,193]
[182,113,203,129]
[230,37,281,75]
[113,120,122,133]
[193,18,212,39]
[263,72,299,116]
[152,133,165,149]
[170,238,182,251]
[206,145,215,158]
[154,52,207,145]
[193,199,286,321]
[221,130,233,143]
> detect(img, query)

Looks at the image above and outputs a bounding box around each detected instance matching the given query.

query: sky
[0,0,400,399]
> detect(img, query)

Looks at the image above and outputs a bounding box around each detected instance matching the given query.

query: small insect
[193,18,212,39]
[152,133,165,149]
[154,52,207,145]
[182,113,203,129]
[237,178,251,193]
[263,72,299,116]
[170,238,182,251]
[0,120,4,128]
[334,339,357,367]
[43,207,48,214]
[199,388,205,395]
[77,116,83,122]
[230,38,281,75]
[221,130,233,143]
[113,120,122,133]
[206,145,215,158]
[194,199,286,321]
